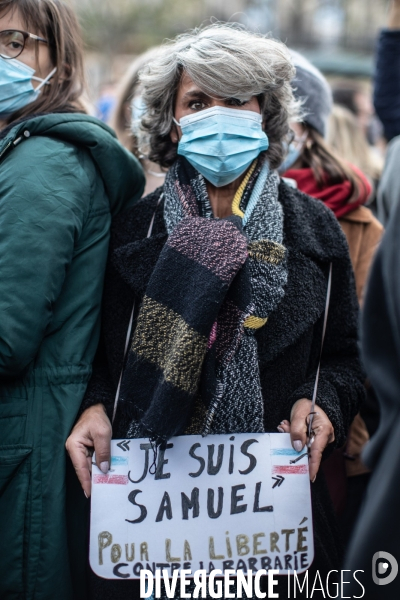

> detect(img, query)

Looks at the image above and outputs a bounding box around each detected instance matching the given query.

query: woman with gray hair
[67,24,364,598]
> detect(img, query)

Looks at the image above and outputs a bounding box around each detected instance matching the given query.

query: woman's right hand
[65,404,112,498]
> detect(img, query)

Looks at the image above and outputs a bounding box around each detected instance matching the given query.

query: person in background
[377,135,400,226]
[0,0,144,598]
[332,80,383,148]
[66,23,364,599]
[96,81,117,122]
[279,50,383,544]
[327,103,383,216]
[374,0,400,142]
[372,0,400,226]
[282,51,383,304]
[344,196,400,600]
[109,46,165,196]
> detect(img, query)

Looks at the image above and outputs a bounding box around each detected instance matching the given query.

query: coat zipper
[1,130,30,160]
[0,140,12,159]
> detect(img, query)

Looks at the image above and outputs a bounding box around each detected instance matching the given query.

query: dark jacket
[0,113,145,600]
[376,135,400,227]
[345,191,400,599]
[83,182,364,598]
[374,29,400,141]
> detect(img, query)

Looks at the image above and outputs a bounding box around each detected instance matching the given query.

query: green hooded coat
[0,114,145,599]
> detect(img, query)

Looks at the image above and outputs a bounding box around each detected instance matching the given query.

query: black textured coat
[84,181,365,599]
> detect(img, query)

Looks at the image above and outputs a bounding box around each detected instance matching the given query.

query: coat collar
[278,181,349,261]
[256,182,349,364]
[113,182,347,363]
[339,205,375,224]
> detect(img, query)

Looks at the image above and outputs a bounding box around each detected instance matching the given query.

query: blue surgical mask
[130,94,146,135]
[174,106,269,187]
[278,143,301,174]
[278,131,308,174]
[0,56,56,117]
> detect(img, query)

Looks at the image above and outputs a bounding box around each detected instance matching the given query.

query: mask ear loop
[33,66,57,91]
[171,117,181,145]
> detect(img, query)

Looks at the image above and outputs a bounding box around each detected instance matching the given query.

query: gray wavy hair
[138,23,300,170]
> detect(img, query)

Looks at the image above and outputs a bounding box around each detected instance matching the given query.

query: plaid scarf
[120,157,287,444]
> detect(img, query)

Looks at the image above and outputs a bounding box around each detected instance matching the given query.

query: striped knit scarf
[120,157,287,444]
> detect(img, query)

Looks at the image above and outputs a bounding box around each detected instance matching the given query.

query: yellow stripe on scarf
[231,161,268,330]
[244,315,268,329]
[231,160,257,218]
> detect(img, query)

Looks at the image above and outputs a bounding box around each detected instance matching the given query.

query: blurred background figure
[282,50,382,303]
[373,0,400,226]
[96,81,118,122]
[374,0,400,143]
[344,196,400,600]
[280,50,383,546]
[109,46,165,196]
[327,104,383,216]
[332,81,383,148]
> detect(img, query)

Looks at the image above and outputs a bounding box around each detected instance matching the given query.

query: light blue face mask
[0,56,57,117]
[130,94,146,135]
[174,106,269,187]
[278,143,301,174]
[278,131,308,174]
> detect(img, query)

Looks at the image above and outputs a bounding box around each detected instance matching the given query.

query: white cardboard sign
[90,433,314,580]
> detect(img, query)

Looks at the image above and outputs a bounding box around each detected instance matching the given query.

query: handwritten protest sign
[90,433,314,579]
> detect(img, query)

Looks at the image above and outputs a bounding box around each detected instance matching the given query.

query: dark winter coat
[82,182,365,599]
[345,190,400,600]
[374,29,400,142]
[0,113,145,600]
[376,135,400,226]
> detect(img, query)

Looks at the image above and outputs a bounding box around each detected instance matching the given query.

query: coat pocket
[0,401,28,445]
[0,446,32,599]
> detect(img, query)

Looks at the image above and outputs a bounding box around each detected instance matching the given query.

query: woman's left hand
[277,398,335,482]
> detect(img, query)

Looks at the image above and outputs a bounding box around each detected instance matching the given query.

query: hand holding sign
[66,403,112,497]
[90,433,314,580]
[278,399,335,482]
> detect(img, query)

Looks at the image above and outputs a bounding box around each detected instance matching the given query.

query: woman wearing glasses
[0,1,144,598]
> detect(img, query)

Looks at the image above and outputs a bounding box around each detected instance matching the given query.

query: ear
[170,122,179,144]
[57,62,72,82]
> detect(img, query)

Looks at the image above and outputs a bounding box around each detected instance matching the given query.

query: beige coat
[339,206,384,305]
[339,206,384,476]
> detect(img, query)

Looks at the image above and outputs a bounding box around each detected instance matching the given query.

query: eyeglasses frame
[0,29,48,60]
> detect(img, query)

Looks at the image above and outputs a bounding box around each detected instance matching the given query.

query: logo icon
[372,552,399,586]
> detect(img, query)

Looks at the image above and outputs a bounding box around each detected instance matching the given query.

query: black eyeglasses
[0,29,48,60]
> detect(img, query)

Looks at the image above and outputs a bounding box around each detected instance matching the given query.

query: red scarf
[283,165,372,219]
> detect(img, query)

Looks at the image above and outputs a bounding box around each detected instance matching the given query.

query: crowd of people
[0,0,399,599]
